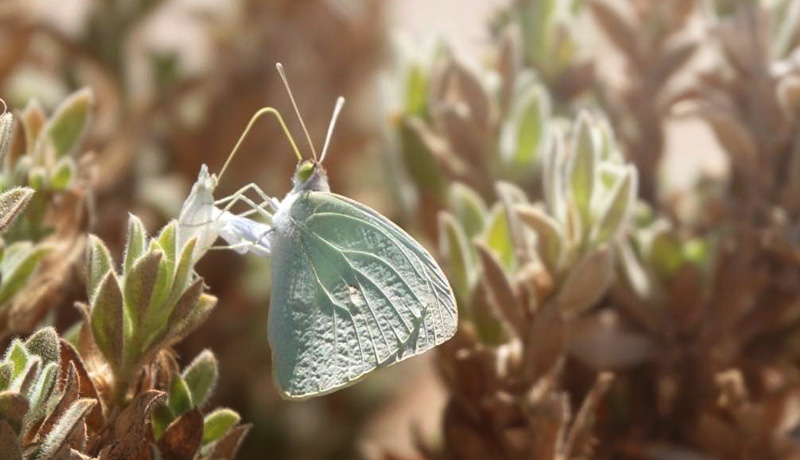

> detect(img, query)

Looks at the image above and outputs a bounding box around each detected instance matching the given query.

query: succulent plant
[0,327,100,459]
[0,211,247,458]
[0,90,92,335]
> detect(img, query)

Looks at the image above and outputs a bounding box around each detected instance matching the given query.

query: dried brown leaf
[156,408,203,460]
[59,340,105,432]
[95,390,165,460]
[203,423,251,460]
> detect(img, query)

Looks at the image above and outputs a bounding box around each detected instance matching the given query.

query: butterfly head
[292,160,330,193]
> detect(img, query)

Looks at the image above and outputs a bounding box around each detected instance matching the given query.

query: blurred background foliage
[0,0,798,459]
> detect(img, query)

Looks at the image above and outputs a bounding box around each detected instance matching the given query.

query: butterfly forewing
[268,192,457,399]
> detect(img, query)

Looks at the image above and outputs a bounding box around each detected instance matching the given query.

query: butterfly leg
[215,183,278,219]
[208,228,275,253]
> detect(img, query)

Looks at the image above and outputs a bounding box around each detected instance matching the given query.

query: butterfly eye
[297,161,315,183]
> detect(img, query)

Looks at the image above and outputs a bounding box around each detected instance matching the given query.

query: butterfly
[177,64,458,400]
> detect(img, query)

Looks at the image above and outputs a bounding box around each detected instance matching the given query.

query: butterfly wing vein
[268,192,457,399]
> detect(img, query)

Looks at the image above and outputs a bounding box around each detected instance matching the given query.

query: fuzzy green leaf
[449,183,487,239]
[152,404,175,440]
[165,284,216,346]
[0,113,13,164]
[168,375,193,416]
[438,213,476,304]
[86,235,114,302]
[594,166,637,243]
[37,398,95,459]
[0,391,28,434]
[91,271,124,371]
[202,408,240,444]
[182,350,218,408]
[16,358,40,396]
[399,118,445,196]
[568,112,598,229]
[558,247,613,315]
[483,204,515,271]
[0,363,12,391]
[25,327,59,365]
[49,157,75,191]
[0,242,52,305]
[501,83,549,166]
[404,63,429,117]
[25,361,57,424]
[0,187,33,235]
[167,237,197,307]
[123,214,148,274]
[516,204,563,272]
[123,250,163,336]
[44,87,93,158]
[5,341,28,379]
[475,242,525,337]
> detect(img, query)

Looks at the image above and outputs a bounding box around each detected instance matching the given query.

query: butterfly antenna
[319,97,345,164]
[217,106,303,184]
[276,63,318,161]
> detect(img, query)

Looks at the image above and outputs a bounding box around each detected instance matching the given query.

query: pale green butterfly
[177,64,458,400]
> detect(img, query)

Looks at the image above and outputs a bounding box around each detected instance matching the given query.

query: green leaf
[86,235,114,302]
[202,408,240,444]
[516,205,563,272]
[399,118,445,196]
[0,113,14,166]
[24,327,59,365]
[168,237,197,307]
[0,363,12,391]
[157,221,178,264]
[182,350,218,408]
[91,271,124,371]
[0,187,34,235]
[558,247,613,316]
[123,251,163,336]
[123,214,148,274]
[25,361,57,422]
[49,157,75,191]
[168,375,193,416]
[0,242,52,305]
[16,357,40,396]
[404,63,429,117]
[449,183,487,239]
[500,83,549,166]
[0,391,28,434]
[483,204,515,271]
[649,230,684,279]
[438,213,476,304]
[36,398,96,459]
[568,112,598,230]
[165,283,215,346]
[593,166,637,243]
[151,404,175,440]
[4,341,28,378]
[475,242,525,337]
[43,87,93,158]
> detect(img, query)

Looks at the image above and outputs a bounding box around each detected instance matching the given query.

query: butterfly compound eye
[296,161,316,183]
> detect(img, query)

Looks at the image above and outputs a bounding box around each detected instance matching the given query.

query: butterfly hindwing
[268,192,457,399]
